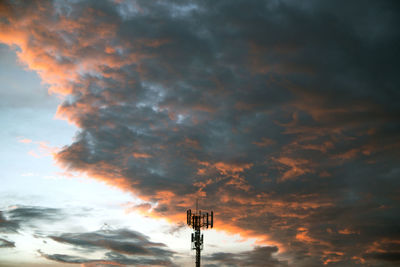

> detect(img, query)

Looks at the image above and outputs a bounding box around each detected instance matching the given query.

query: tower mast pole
[195,228,201,267]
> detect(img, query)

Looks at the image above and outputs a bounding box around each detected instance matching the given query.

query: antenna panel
[187,209,191,225]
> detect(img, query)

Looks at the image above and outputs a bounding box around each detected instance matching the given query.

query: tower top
[187,208,214,230]
[186,206,214,267]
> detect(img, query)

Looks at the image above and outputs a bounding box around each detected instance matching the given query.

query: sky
[0,0,399,266]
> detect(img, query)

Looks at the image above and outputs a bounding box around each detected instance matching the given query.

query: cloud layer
[1,0,400,265]
[204,246,288,267]
[41,228,175,266]
[0,206,64,235]
[0,206,176,266]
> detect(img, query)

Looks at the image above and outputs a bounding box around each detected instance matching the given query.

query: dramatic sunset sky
[1,0,399,266]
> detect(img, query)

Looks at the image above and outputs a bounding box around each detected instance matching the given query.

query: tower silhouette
[186,200,213,267]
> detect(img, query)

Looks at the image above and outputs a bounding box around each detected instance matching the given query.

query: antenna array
[186,207,214,267]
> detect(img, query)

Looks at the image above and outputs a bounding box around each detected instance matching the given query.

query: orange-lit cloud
[18,138,32,144]
[132,152,152,159]
[273,157,313,182]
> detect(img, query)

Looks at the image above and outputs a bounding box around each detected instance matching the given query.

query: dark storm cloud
[1,0,400,266]
[204,246,288,267]
[41,229,175,266]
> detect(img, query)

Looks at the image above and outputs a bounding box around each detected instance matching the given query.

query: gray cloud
[42,228,175,266]
[0,205,176,266]
[49,229,172,256]
[0,206,64,234]
[6,206,64,221]
[0,237,14,248]
[0,211,19,233]
[204,246,288,267]
[5,206,65,231]
[39,249,176,267]
[1,0,399,266]
[38,251,89,264]
[0,205,66,252]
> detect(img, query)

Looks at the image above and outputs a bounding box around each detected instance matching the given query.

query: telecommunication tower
[186,201,214,267]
